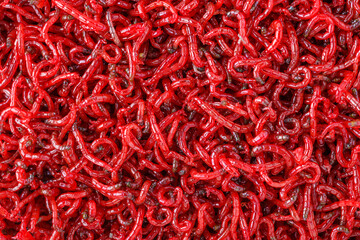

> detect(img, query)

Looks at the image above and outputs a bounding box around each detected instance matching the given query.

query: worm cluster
[1,0,360,239]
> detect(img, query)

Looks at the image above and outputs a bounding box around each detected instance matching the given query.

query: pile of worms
[2,0,360,239]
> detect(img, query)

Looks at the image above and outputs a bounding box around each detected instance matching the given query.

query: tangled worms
[1,0,360,239]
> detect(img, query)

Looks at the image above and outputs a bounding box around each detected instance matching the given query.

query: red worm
[0,0,360,239]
